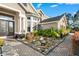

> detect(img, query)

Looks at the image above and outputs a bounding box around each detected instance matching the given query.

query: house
[18,4,48,32]
[24,3,40,32]
[0,3,48,36]
[39,14,67,30]
[37,9,49,21]
[0,3,27,36]
[0,3,40,36]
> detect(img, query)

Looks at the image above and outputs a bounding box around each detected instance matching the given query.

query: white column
[19,16,21,34]
[19,13,26,34]
[25,17,27,33]
[30,17,33,32]
[22,16,26,34]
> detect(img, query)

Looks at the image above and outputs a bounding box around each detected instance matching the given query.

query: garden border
[16,35,67,56]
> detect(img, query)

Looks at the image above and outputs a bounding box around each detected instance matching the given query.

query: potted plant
[25,32,34,43]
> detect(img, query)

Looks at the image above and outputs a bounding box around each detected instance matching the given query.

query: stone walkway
[48,35,73,56]
[1,34,73,56]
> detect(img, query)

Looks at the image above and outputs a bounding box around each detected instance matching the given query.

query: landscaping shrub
[51,29,60,38]
[33,28,60,39]
[58,27,71,38]
[58,28,65,35]
[33,27,71,39]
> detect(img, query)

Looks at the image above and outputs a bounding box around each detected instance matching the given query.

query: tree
[66,13,73,25]
[73,10,79,28]
[74,10,79,22]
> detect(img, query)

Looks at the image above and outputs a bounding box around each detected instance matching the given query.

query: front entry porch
[0,15,15,36]
[0,4,26,36]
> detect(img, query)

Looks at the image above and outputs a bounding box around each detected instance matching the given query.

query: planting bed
[17,36,65,55]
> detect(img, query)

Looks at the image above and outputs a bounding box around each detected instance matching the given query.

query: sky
[32,3,79,17]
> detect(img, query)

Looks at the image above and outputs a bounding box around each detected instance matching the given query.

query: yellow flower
[0,37,5,46]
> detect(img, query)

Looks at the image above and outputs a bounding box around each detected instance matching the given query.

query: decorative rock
[34,41,41,46]
[39,37,44,41]
[37,47,40,50]
[41,40,46,44]
[33,39,36,42]
[45,49,48,52]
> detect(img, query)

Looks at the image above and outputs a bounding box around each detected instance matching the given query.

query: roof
[37,9,49,18]
[37,9,45,15]
[18,3,40,16]
[41,14,65,23]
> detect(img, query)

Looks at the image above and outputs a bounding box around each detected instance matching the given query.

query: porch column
[30,17,33,32]
[19,13,26,34]
[23,16,27,34]
[25,17,27,34]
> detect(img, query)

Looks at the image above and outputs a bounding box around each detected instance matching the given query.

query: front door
[0,20,8,36]
[0,14,14,36]
[8,21,14,36]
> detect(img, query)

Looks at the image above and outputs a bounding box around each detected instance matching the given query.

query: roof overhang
[39,21,58,25]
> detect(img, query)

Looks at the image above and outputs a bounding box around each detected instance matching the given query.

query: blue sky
[32,3,79,17]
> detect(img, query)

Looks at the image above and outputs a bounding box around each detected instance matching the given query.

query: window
[38,19,40,21]
[34,17,37,21]
[8,21,14,35]
[0,15,14,36]
[0,15,13,21]
[21,17,24,32]
[39,13,42,16]
[33,23,37,30]
[27,22,31,32]
[27,27,30,32]
[0,20,14,36]
[27,17,31,20]
[23,3,27,6]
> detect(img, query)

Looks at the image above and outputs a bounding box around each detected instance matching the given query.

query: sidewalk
[48,35,73,56]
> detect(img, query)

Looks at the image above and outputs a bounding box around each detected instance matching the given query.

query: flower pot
[25,32,34,43]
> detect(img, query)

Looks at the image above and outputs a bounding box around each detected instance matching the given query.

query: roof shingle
[41,14,64,23]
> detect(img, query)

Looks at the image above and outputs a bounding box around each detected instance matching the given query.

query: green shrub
[33,28,60,38]
[51,28,60,38]
[33,30,38,36]
[67,28,71,33]
[59,28,65,35]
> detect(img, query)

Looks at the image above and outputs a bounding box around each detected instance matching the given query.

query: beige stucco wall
[39,15,67,30]
[58,15,67,30]
[25,4,36,14]
[40,22,58,30]
[37,9,49,21]
[0,3,25,14]
[0,3,27,34]
[42,15,49,20]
